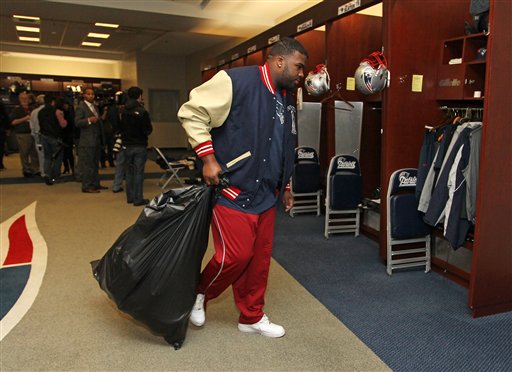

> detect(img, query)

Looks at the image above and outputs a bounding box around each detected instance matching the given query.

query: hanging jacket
[443,131,471,248]
[424,122,482,227]
[416,128,439,200]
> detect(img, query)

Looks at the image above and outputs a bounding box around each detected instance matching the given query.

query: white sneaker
[189,294,205,327]
[238,314,285,338]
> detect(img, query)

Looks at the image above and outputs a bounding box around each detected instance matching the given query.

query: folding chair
[153,147,186,189]
[324,154,362,238]
[289,146,322,217]
[386,168,432,275]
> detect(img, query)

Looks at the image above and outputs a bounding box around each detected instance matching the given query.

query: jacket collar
[259,62,287,97]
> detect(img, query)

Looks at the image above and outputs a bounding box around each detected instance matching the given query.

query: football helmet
[355,52,390,95]
[305,64,330,96]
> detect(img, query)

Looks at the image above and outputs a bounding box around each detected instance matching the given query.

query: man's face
[279,51,307,91]
[83,89,95,103]
[19,94,29,107]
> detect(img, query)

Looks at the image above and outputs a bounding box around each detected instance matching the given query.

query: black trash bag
[91,183,216,350]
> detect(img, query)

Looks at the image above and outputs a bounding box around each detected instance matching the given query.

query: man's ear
[276,56,284,69]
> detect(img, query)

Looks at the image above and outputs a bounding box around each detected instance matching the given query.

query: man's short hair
[44,94,54,105]
[268,37,308,58]
[83,87,95,95]
[127,86,143,99]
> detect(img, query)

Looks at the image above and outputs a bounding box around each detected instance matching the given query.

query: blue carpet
[272,211,512,371]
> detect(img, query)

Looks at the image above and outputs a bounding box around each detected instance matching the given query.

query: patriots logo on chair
[0,202,47,341]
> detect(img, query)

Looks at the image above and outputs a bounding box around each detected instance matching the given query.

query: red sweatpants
[197,204,276,324]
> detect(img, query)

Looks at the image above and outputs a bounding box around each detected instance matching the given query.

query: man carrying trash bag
[177,37,308,338]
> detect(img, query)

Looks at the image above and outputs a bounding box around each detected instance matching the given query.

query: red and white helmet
[355,52,390,95]
[305,64,330,96]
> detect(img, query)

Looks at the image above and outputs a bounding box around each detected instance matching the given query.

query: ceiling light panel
[94,22,119,28]
[87,32,110,39]
[13,15,40,22]
[82,41,102,47]
[19,36,40,42]
[16,25,40,33]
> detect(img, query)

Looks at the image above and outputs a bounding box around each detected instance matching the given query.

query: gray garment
[463,125,482,223]
[112,148,126,191]
[79,145,101,190]
[75,101,104,147]
[30,105,44,136]
[15,133,39,174]
[33,133,46,176]
[444,143,466,233]
[418,122,479,213]
[30,105,45,175]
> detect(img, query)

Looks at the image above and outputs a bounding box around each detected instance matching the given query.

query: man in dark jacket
[120,86,153,206]
[178,37,308,337]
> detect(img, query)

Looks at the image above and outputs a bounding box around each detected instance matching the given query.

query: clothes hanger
[425,110,452,131]
[320,83,355,110]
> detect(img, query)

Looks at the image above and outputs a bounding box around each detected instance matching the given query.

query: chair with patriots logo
[324,154,362,238]
[386,168,432,275]
[289,146,322,217]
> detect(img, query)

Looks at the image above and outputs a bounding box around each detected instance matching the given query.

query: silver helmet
[305,64,330,96]
[355,52,390,95]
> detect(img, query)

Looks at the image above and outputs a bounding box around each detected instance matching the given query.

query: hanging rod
[439,106,484,110]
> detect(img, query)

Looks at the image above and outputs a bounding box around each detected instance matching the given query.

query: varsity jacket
[178,63,297,210]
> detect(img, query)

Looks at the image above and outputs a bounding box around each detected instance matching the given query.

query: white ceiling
[0,0,323,60]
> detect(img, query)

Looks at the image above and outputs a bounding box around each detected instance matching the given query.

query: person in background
[72,106,82,182]
[0,102,10,170]
[119,86,152,206]
[9,92,40,177]
[60,98,75,176]
[100,100,116,168]
[39,95,67,185]
[178,37,308,338]
[29,94,46,178]
[75,87,107,193]
[112,91,126,193]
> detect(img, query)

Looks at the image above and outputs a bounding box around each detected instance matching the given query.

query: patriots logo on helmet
[363,71,374,93]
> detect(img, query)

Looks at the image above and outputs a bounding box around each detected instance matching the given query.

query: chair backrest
[327,155,362,210]
[292,147,321,193]
[153,147,170,170]
[387,168,431,239]
[328,154,361,177]
[294,146,319,164]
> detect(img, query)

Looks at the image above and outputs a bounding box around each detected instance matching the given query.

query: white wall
[0,44,246,150]
[135,51,190,149]
[0,52,121,78]
[120,52,137,89]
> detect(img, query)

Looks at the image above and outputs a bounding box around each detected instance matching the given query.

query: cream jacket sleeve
[178,70,232,150]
